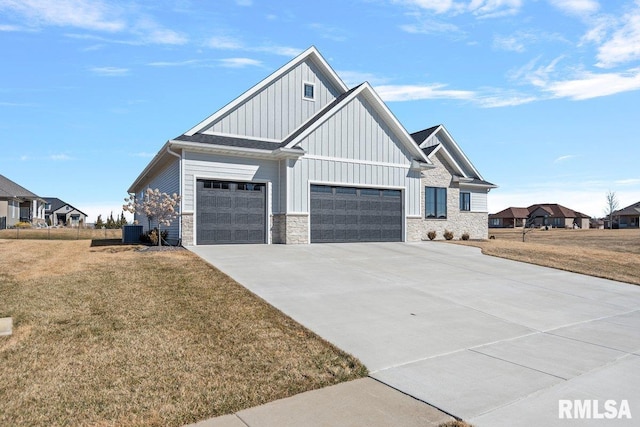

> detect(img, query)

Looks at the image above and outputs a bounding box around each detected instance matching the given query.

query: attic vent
[303,82,315,100]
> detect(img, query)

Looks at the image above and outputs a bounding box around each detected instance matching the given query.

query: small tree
[95,214,105,229]
[605,190,619,229]
[124,188,180,246]
[106,212,116,229]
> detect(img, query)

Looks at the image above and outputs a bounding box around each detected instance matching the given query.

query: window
[552,217,563,227]
[426,187,447,219]
[335,186,357,195]
[490,218,500,226]
[45,203,51,211]
[460,192,471,211]
[303,82,315,100]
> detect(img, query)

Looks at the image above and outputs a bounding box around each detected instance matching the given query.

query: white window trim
[302,81,315,101]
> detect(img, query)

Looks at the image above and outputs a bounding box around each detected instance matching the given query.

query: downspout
[165,144,182,244]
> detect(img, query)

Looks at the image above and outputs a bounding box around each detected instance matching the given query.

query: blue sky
[1,0,638,221]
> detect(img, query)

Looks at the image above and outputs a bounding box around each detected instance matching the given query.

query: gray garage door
[310,185,402,243]
[196,180,266,244]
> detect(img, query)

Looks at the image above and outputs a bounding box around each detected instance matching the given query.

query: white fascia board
[437,125,484,180]
[285,82,432,165]
[461,182,498,189]
[127,141,172,193]
[184,46,348,137]
[429,144,467,177]
[170,139,304,160]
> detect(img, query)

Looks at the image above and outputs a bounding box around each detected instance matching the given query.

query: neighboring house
[488,207,530,228]
[44,198,88,227]
[489,203,590,229]
[0,174,46,229]
[590,218,605,229]
[128,47,496,245]
[612,201,640,228]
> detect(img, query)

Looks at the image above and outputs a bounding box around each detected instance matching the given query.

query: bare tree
[124,188,181,246]
[605,190,619,229]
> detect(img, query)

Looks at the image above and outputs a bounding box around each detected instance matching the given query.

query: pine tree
[95,214,105,229]
[106,212,116,229]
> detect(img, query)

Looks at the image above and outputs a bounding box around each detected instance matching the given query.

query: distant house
[0,174,46,229]
[489,203,590,229]
[590,218,605,229]
[44,198,88,227]
[612,201,640,228]
[488,207,530,228]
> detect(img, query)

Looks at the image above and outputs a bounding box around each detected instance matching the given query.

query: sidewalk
[187,378,453,427]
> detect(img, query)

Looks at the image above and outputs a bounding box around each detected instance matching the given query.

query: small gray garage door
[310,185,402,243]
[196,180,266,244]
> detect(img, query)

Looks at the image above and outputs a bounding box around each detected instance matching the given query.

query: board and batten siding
[182,151,280,213]
[136,158,180,240]
[288,94,421,215]
[202,59,342,140]
[468,189,488,212]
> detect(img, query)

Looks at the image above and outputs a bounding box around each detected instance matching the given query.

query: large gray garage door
[310,185,402,243]
[196,180,266,244]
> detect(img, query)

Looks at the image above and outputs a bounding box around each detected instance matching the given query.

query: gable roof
[490,207,530,219]
[43,197,88,216]
[527,203,590,218]
[184,46,349,137]
[283,82,431,164]
[0,174,40,200]
[613,201,640,216]
[412,125,495,187]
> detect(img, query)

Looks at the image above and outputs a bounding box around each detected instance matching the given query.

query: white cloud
[544,68,640,99]
[147,59,202,67]
[253,45,303,57]
[90,66,129,76]
[134,20,187,45]
[394,0,522,17]
[595,9,640,67]
[220,57,263,68]
[50,153,72,161]
[615,178,640,186]
[468,0,523,18]
[554,154,578,163]
[493,34,526,52]
[547,0,600,16]
[206,36,243,50]
[400,19,461,35]
[0,0,125,32]
[376,83,476,101]
[0,23,24,31]
[337,70,389,87]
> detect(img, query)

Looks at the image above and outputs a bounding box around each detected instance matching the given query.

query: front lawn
[0,240,366,426]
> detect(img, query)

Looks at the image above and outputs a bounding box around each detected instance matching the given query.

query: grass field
[0,227,122,240]
[456,228,640,285]
[0,240,366,427]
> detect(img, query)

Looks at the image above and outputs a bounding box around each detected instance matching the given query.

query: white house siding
[136,158,180,240]
[289,94,421,216]
[203,59,342,140]
[466,188,488,212]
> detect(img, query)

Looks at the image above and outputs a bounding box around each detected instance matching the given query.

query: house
[590,218,605,229]
[43,198,88,227]
[488,207,530,228]
[612,201,640,228]
[0,174,46,229]
[128,47,496,245]
[489,203,590,229]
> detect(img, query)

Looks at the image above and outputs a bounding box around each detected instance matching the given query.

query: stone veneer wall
[272,213,309,244]
[411,152,489,241]
[181,213,194,246]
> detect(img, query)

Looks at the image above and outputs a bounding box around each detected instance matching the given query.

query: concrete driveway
[189,242,640,426]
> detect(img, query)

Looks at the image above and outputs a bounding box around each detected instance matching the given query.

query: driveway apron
[189,242,640,426]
